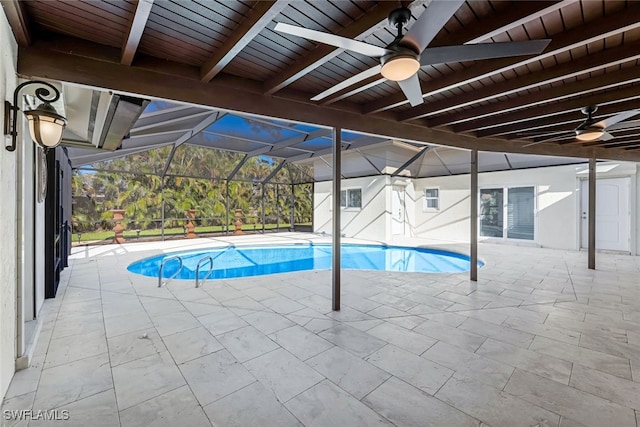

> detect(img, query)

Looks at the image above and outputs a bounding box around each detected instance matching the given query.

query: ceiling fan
[274,0,551,106]
[523,106,640,147]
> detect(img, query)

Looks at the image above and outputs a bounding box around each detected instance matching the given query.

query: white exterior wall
[0,8,18,399]
[413,162,639,253]
[401,179,416,237]
[314,176,389,241]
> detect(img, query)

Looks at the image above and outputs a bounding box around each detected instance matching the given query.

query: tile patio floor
[2,233,640,427]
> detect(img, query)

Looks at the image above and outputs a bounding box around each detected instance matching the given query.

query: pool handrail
[158,254,183,287]
[195,255,214,288]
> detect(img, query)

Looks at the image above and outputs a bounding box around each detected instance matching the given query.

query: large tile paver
[14,236,638,427]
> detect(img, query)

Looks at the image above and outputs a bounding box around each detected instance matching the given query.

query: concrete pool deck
[2,233,640,426]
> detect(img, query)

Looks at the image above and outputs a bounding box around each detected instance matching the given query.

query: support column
[290,184,295,231]
[588,157,596,270]
[161,177,165,241]
[225,179,230,236]
[332,127,341,311]
[261,183,266,234]
[470,149,478,282]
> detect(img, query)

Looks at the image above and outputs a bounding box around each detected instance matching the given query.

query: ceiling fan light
[575,128,605,141]
[381,56,420,82]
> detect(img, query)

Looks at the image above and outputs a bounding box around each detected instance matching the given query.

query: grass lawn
[73,223,311,242]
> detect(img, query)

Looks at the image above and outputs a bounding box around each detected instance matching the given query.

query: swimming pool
[127,243,482,280]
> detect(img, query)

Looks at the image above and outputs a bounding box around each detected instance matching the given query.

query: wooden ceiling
[4,0,640,161]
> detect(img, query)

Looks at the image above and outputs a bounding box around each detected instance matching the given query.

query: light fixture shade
[381,56,420,82]
[24,102,67,148]
[575,127,604,142]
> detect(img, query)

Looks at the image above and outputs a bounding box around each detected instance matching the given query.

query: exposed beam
[465,1,572,44]
[287,135,384,162]
[247,128,332,157]
[161,144,178,177]
[69,143,171,167]
[227,155,249,180]
[138,104,192,119]
[121,0,154,66]
[18,43,640,162]
[354,148,382,175]
[402,43,640,122]
[391,146,430,177]
[160,111,223,176]
[456,85,640,134]
[323,0,567,105]
[2,0,31,46]
[503,154,513,170]
[262,1,397,95]
[433,149,453,175]
[200,1,291,82]
[173,112,222,147]
[428,66,640,128]
[262,160,287,184]
[476,98,640,138]
[364,3,640,114]
[131,111,214,133]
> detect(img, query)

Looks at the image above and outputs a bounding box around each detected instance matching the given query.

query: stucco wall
[0,7,18,399]
[314,176,389,242]
[413,162,639,253]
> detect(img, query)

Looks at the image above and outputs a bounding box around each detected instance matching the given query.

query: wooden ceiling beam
[427,61,640,128]
[363,2,640,114]
[17,42,640,162]
[262,1,397,95]
[473,97,640,137]
[323,0,567,105]
[463,0,572,44]
[2,0,31,46]
[200,0,291,82]
[480,98,640,138]
[121,0,154,66]
[401,43,640,122]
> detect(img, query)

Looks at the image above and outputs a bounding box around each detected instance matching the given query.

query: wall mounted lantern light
[4,80,67,152]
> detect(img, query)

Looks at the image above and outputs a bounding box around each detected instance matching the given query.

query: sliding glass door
[480,189,503,237]
[480,186,535,241]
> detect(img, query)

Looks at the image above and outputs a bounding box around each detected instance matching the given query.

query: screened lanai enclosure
[70,100,324,241]
[69,97,589,243]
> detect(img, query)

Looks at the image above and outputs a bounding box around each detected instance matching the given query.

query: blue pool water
[127,244,482,280]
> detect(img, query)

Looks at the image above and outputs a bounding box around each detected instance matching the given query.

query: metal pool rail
[158,254,183,287]
[195,256,214,288]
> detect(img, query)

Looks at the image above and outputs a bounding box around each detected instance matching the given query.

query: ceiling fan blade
[311,65,383,101]
[397,73,423,107]
[599,131,614,141]
[522,131,573,147]
[274,23,389,57]
[419,39,551,66]
[607,119,640,132]
[594,109,640,129]
[400,0,465,54]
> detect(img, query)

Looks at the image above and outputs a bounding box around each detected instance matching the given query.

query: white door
[580,177,630,252]
[391,186,405,236]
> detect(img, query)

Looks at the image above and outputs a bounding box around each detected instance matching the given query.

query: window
[424,188,439,210]
[507,187,534,240]
[480,186,534,240]
[340,188,362,209]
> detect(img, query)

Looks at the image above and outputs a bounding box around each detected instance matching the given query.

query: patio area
[2,233,640,427]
